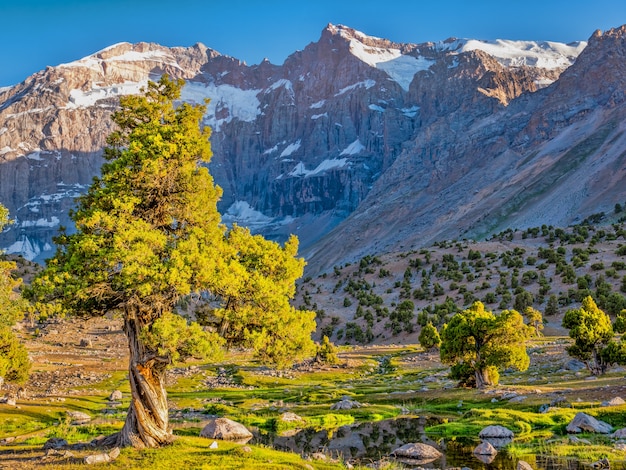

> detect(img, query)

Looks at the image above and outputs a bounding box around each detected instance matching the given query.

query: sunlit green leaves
[139,311,224,364]
[0,204,31,383]
[562,296,615,374]
[29,75,315,370]
[440,301,531,387]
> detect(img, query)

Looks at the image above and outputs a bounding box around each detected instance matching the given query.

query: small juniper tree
[316,335,340,365]
[524,306,544,337]
[418,321,441,350]
[562,296,613,375]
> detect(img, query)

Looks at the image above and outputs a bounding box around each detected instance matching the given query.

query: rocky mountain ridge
[0,23,622,274]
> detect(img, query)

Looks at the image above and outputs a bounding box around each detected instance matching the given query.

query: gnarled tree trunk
[101,313,172,448]
[475,367,493,389]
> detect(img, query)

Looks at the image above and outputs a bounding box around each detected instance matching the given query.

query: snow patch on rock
[182,81,261,130]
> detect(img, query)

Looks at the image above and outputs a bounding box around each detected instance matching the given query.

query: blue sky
[1,0,625,87]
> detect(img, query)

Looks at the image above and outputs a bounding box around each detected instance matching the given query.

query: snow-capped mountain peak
[438,37,587,69]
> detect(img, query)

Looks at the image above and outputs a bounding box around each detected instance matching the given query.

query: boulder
[615,442,626,451]
[474,441,498,456]
[517,460,534,470]
[84,447,120,465]
[479,425,514,439]
[330,397,361,410]
[279,412,304,423]
[391,442,442,460]
[602,397,625,407]
[200,417,253,442]
[108,390,123,401]
[66,411,91,425]
[43,438,68,450]
[566,412,612,434]
[591,458,610,469]
[509,396,527,403]
[612,427,626,439]
[564,359,586,371]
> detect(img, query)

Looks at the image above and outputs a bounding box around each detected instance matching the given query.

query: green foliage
[0,206,31,384]
[418,322,441,350]
[524,306,544,337]
[545,295,560,316]
[208,227,316,367]
[562,296,614,375]
[316,335,340,365]
[388,300,415,334]
[139,311,224,364]
[514,290,534,311]
[440,301,531,388]
[614,309,626,334]
[29,76,315,370]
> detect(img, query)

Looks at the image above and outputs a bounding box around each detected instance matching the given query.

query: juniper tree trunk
[102,313,172,448]
[475,368,493,389]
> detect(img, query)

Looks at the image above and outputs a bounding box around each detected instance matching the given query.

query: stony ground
[13,316,127,398]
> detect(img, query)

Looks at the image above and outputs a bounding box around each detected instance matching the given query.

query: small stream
[252,417,625,469]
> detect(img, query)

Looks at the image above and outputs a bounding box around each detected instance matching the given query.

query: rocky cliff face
[306,26,626,273]
[1,23,617,273]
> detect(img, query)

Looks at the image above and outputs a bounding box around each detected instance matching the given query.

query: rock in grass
[280,412,304,423]
[108,390,123,401]
[479,425,514,439]
[66,411,91,425]
[43,438,68,450]
[602,397,625,407]
[473,441,498,456]
[330,397,361,410]
[591,458,610,469]
[200,417,253,442]
[517,460,534,470]
[84,447,120,465]
[566,412,612,434]
[391,442,442,460]
[613,427,626,438]
[564,359,586,371]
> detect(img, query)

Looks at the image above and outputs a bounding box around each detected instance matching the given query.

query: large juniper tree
[30,76,315,448]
